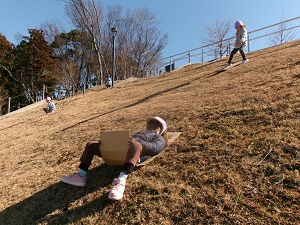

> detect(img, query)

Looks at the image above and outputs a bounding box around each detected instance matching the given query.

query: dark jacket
[132,130,166,162]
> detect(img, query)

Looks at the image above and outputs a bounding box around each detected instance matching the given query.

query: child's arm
[133,134,166,155]
[236,29,247,46]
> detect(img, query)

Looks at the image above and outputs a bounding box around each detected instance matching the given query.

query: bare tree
[202,19,232,59]
[269,14,296,46]
[101,5,122,80]
[40,19,65,44]
[63,1,167,82]
[99,6,168,79]
[65,0,105,84]
[116,7,167,78]
[131,8,167,77]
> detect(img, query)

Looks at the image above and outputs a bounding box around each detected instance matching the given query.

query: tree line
[0,0,295,115]
[0,0,168,114]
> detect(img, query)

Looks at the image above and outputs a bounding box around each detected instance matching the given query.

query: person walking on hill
[61,116,168,201]
[43,97,56,114]
[226,20,249,67]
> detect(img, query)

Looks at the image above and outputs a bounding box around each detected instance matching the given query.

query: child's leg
[124,142,142,168]
[120,142,142,176]
[228,48,239,63]
[239,49,247,60]
[108,142,142,200]
[79,141,101,171]
[61,141,101,187]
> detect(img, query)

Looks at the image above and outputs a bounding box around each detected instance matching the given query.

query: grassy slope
[0,40,299,225]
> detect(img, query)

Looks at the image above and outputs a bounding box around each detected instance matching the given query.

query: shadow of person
[0,164,121,225]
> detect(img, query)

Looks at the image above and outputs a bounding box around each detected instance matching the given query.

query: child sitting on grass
[61,116,167,200]
[43,97,56,114]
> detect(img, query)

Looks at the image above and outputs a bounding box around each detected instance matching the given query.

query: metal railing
[1,16,300,116]
[0,85,87,116]
[154,16,300,73]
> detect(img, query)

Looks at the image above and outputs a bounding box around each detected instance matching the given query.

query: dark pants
[43,107,53,113]
[79,141,142,174]
[228,47,246,63]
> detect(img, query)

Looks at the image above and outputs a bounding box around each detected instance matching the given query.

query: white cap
[146,116,167,134]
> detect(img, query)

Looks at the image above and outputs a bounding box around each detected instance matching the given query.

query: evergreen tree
[13,29,57,101]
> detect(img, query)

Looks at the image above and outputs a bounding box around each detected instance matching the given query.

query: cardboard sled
[137,132,181,167]
[100,131,181,166]
[100,131,129,166]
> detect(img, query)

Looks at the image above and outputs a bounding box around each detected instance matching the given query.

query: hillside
[0,40,299,225]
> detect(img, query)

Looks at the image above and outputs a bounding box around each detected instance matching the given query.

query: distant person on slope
[105,76,112,88]
[60,116,168,201]
[43,97,56,114]
[225,20,249,67]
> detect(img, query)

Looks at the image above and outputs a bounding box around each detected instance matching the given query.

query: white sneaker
[108,178,126,200]
[242,59,249,64]
[225,63,232,67]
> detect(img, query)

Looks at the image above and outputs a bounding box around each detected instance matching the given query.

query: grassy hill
[0,40,299,225]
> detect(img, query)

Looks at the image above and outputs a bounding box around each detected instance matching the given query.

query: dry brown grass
[0,40,299,225]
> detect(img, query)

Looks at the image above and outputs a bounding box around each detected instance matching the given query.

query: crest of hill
[0,40,299,224]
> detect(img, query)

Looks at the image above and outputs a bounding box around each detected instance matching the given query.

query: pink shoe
[225,62,232,67]
[61,173,86,187]
[108,178,126,200]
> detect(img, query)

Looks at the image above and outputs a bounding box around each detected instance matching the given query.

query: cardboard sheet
[137,132,181,167]
[99,131,181,167]
[166,132,181,146]
[100,131,129,166]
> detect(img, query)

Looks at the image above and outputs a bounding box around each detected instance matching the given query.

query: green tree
[65,0,105,84]
[0,34,12,114]
[13,29,57,101]
[51,29,95,93]
[0,34,11,101]
[0,34,28,114]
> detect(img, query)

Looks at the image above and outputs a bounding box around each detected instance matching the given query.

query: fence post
[247,34,250,53]
[8,97,11,113]
[42,85,45,100]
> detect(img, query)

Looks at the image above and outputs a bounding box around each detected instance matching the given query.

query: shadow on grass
[58,82,192,133]
[0,164,122,225]
[57,67,228,134]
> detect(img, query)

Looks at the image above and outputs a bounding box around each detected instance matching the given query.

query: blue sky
[0,0,300,65]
